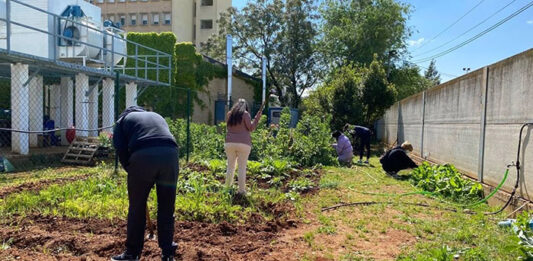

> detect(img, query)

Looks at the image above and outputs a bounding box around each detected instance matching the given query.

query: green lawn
[0,157,526,260]
[293,157,523,260]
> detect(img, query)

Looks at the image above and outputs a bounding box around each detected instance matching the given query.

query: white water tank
[0,0,102,59]
[0,0,125,66]
[103,26,126,65]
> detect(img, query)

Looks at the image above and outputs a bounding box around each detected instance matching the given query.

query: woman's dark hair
[332,130,342,140]
[227,99,249,127]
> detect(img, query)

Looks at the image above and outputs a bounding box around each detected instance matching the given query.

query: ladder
[61,136,100,165]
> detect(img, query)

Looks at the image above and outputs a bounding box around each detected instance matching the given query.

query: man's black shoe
[111,252,140,261]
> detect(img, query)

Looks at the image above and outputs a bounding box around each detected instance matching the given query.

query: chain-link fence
[0,69,196,174]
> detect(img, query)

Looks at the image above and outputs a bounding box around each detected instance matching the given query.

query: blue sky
[232,0,533,82]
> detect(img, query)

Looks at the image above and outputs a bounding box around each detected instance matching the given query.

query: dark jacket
[380,146,418,172]
[113,106,177,169]
[350,125,372,139]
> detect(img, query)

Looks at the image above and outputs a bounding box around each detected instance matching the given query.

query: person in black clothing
[112,106,179,261]
[344,124,372,164]
[380,141,418,177]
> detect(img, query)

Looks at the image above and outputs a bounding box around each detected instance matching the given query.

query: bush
[410,162,483,202]
[168,109,336,167]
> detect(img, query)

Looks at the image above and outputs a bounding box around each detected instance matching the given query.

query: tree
[320,0,411,67]
[330,65,365,130]
[302,83,335,117]
[424,59,441,86]
[202,0,322,108]
[362,56,397,124]
[389,63,432,100]
[311,56,396,130]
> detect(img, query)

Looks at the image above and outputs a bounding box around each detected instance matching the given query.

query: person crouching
[332,131,354,167]
[380,141,418,178]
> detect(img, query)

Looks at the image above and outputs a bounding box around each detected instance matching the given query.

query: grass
[0,156,526,260]
[0,161,303,223]
[295,156,523,260]
[0,166,84,189]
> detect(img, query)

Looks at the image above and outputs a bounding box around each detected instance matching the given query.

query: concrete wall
[192,75,256,124]
[377,49,533,200]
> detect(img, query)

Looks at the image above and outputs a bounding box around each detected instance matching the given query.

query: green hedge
[123,33,226,118]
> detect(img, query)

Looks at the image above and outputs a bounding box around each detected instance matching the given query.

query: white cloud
[527,20,533,24]
[408,38,425,46]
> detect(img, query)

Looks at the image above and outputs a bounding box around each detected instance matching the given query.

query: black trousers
[358,137,371,160]
[125,146,179,256]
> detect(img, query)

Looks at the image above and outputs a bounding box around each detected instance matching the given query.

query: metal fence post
[6,0,11,53]
[111,33,115,72]
[114,72,120,174]
[186,88,191,163]
[53,16,57,60]
[156,53,159,83]
[478,66,489,183]
[135,45,138,78]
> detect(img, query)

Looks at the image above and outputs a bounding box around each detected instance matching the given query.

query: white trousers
[224,142,252,193]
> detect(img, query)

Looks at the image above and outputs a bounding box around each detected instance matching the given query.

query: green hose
[349,168,509,208]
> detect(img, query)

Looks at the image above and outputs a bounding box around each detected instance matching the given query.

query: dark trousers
[125,146,179,256]
[359,137,371,160]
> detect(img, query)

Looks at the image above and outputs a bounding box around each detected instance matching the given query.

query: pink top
[225,111,262,146]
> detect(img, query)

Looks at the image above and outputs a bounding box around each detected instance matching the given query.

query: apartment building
[92,0,231,47]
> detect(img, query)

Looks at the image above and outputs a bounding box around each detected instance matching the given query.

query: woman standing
[225,99,266,195]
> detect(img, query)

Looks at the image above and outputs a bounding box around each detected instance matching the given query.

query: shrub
[168,109,336,167]
[410,162,483,201]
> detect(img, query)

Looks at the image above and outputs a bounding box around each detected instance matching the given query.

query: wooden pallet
[61,136,100,165]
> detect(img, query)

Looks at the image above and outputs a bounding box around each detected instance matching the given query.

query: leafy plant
[410,162,483,202]
[247,161,262,176]
[288,177,315,192]
[513,211,533,259]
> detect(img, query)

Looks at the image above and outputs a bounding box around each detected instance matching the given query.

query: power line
[401,59,459,78]
[412,0,533,63]
[413,0,487,51]
[413,0,518,58]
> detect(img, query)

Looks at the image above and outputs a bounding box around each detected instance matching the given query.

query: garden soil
[0,213,303,261]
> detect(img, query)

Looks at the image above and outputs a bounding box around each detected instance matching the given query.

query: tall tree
[361,55,397,124]
[330,65,365,130]
[310,56,396,130]
[389,63,432,100]
[202,0,322,108]
[424,59,441,86]
[320,0,411,67]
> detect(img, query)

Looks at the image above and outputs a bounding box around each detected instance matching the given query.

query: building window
[164,13,171,25]
[200,19,213,29]
[130,14,137,25]
[120,15,126,26]
[201,0,213,6]
[153,14,160,25]
[97,0,104,3]
[141,14,148,25]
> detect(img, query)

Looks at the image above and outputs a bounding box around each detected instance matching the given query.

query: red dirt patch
[0,214,289,261]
